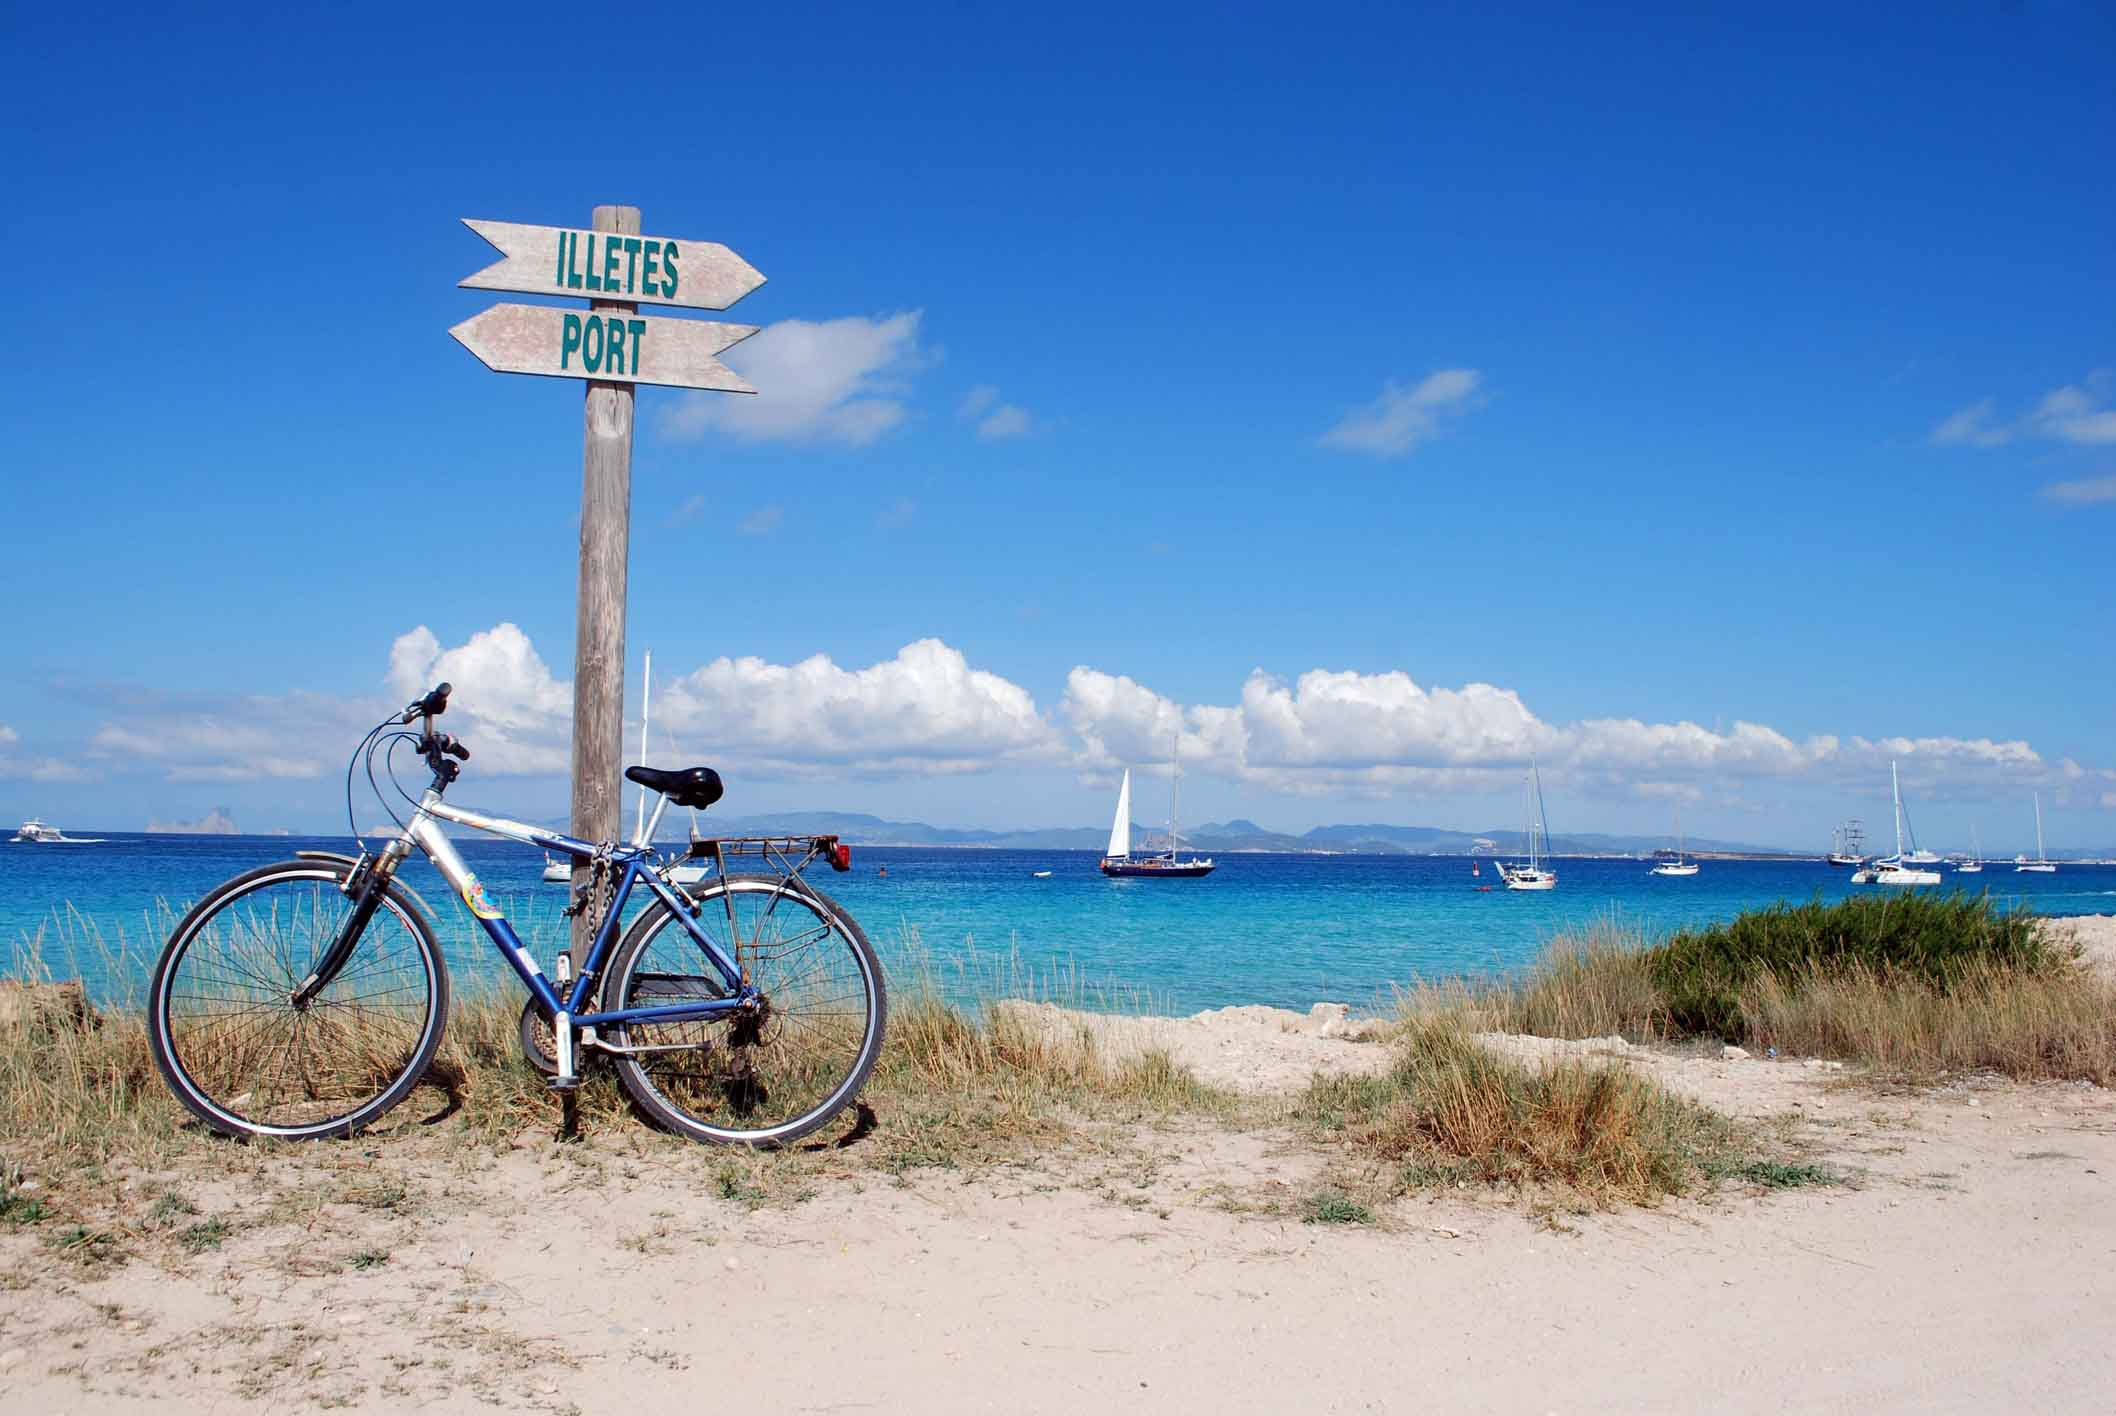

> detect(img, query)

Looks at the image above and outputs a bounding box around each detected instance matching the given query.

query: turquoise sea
[8,833,2113,1015]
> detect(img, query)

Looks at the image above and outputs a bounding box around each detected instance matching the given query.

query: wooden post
[567,203,640,971]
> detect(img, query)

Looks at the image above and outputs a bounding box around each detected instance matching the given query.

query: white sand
[2046,912,2116,977]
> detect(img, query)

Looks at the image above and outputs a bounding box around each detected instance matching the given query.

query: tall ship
[1495,759,1557,891]
[1826,819,1867,867]
[1849,762,1941,886]
[1099,749,1215,879]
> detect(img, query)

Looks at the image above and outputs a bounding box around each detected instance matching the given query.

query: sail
[1106,769,1132,859]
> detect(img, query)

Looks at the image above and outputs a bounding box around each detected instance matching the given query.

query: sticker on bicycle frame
[460,874,503,920]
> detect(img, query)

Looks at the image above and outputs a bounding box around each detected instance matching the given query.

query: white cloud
[957,383,1033,439]
[1320,369,1483,458]
[657,312,927,446]
[31,625,2108,811]
[665,493,707,528]
[655,638,1062,777]
[2026,372,2116,444]
[1060,663,2068,800]
[739,504,784,536]
[1932,370,2116,448]
[0,724,16,745]
[2041,473,2116,506]
[977,405,1033,440]
[1929,398,2010,447]
[386,623,573,775]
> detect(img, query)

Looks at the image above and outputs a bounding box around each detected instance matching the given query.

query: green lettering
[622,237,642,293]
[584,234,602,292]
[627,318,646,374]
[566,232,582,289]
[660,242,678,299]
[641,240,660,297]
[581,314,604,373]
[601,237,620,292]
[555,232,566,287]
[560,312,583,368]
[606,315,628,374]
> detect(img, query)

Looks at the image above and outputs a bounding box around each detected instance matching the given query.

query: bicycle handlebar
[401,682,452,724]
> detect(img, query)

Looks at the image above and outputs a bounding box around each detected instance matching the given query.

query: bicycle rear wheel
[148,860,450,1140]
[602,874,885,1147]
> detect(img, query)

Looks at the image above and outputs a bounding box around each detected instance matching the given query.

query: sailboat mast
[1892,760,1905,859]
[1169,733,1180,859]
[2035,791,2045,862]
[635,650,651,842]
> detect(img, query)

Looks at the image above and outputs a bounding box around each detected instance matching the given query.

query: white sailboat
[1850,761,1941,886]
[1099,742,1215,878]
[1495,759,1557,891]
[2017,793,2057,873]
[1650,806,1699,877]
[1954,826,1983,874]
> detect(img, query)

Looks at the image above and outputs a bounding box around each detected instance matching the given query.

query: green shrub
[1647,892,2056,1038]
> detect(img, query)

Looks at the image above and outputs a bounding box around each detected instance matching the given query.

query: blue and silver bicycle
[145,683,887,1147]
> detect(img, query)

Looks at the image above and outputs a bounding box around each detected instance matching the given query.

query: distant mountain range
[680,811,1810,858]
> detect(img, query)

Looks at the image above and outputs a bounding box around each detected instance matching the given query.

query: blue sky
[4,2,2113,850]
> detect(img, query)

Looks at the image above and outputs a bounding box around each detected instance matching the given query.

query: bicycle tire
[147,859,450,1141]
[601,874,885,1147]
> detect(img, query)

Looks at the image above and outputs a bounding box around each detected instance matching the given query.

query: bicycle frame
[394,790,756,1033]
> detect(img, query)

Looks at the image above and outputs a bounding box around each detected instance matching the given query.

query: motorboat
[10,818,100,843]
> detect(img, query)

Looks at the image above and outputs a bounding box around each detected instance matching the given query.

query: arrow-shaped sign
[458,218,766,312]
[449,304,759,392]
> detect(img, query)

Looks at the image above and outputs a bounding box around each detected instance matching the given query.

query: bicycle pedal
[545,1074,582,1093]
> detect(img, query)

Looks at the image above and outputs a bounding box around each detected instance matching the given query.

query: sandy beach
[3,917,2112,1414]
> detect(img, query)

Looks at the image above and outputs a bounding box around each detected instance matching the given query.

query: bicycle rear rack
[685,834,852,873]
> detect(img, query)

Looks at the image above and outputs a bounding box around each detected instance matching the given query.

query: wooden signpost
[450,205,765,1000]
[450,305,758,391]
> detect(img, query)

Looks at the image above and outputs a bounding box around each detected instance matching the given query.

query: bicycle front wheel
[148,860,450,1140]
[602,874,886,1147]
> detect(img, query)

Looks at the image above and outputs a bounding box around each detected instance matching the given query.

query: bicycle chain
[560,843,617,922]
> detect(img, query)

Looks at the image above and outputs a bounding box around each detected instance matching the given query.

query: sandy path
[4,1065,2112,1413]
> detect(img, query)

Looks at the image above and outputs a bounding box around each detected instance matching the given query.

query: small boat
[1650,807,1700,877]
[1495,760,1557,891]
[1850,762,1941,886]
[1955,827,1983,874]
[1031,870,1052,879]
[10,818,101,844]
[541,854,572,884]
[1826,819,1867,867]
[1099,746,1215,879]
[2017,793,2057,873]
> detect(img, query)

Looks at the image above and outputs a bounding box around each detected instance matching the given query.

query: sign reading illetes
[449,218,765,389]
